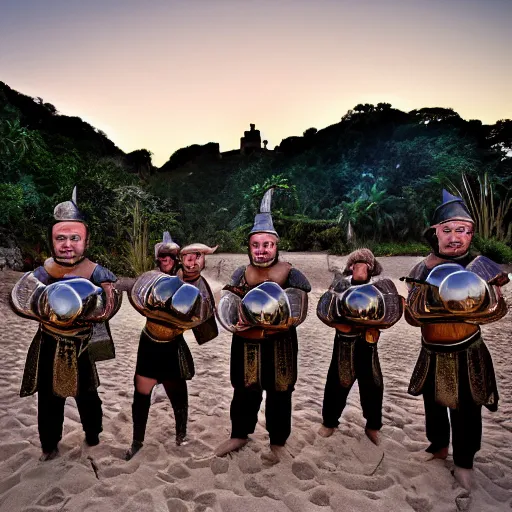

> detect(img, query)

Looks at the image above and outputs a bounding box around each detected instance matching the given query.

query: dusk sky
[1,0,511,167]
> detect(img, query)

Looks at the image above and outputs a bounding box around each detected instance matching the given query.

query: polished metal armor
[11,273,121,331]
[217,281,308,334]
[130,270,215,330]
[317,276,403,329]
[406,260,507,325]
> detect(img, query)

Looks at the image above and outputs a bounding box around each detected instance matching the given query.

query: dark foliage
[2,81,511,270]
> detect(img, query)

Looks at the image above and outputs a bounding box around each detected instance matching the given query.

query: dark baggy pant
[322,335,383,431]
[38,388,103,453]
[229,329,298,446]
[37,336,102,453]
[230,387,293,446]
[131,379,188,443]
[422,359,482,469]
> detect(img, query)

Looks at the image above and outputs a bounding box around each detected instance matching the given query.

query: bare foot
[317,425,335,438]
[269,444,293,462]
[453,466,474,491]
[214,438,248,457]
[125,441,143,461]
[365,428,380,446]
[39,448,59,461]
[430,446,449,460]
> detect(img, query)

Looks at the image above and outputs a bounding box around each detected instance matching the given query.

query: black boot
[164,380,189,446]
[125,390,151,460]
[174,405,188,446]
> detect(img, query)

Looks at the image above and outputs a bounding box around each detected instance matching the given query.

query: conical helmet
[53,186,86,223]
[431,190,474,226]
[249,188,279,239]
[154,231,180,259]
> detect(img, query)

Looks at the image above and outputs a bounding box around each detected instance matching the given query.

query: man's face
[435,220,474,257]
[157,254,175,274]
[52,222,87,264]
[181,251,205,279]
[249,233,278,267]
[351,262,370,284]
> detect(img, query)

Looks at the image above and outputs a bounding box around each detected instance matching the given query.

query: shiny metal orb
[47,284,83,321]
[426,263,465,287]
[150,276,183,308]
[439,270,488,313]
[340,284,385,321]
[170,283,200,315]
[242,282,290,326]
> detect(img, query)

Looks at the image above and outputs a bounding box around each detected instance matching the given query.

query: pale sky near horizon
[1,0,511,167]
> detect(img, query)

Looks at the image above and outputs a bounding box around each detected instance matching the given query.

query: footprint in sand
[455,491,471,512]
[36,486,67,507]
[292,460,317,480]
[163,483,196,501]
[308,487,331,507]
[160,462,191,480]
[101,462,139,479]
[194,491,218,507]
[0,441,31,462]
[405,493,433,512]
[244,476,280,500]
[0,473,21,496]
[238,450,262,474]
[166,497,189,512]
[210,457,229,475]
[123,489,156,512]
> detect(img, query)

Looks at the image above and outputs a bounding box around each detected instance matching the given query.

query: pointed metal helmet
[431,190,474,226]
[154,231,180,258]
[249,187,279,239]
[424,189,475,250]
[53,186,86,222]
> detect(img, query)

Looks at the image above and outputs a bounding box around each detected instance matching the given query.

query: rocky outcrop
[0,247,23,271]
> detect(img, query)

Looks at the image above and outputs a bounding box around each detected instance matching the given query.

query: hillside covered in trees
[1,81,511,275]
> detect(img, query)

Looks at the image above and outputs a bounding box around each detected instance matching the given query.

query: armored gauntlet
[217,281,308,333]
[11,273,119,328]
[130,270,213,329]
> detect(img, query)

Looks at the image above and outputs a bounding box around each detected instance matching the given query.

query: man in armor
[126,234,218,460]
[317,249,403,445]
[403,190,509,490]
[11,187,121,461]
[215,188,311,457]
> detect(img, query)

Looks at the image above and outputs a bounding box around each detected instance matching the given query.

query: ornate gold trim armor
[408,332,498,410]
[406,262,507,325]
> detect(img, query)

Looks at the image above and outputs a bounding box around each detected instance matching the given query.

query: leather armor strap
[422,323,479,344]
[44,257,97,279]
[144,320,184,342]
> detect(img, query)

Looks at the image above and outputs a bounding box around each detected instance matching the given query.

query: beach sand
[1,253,511,511]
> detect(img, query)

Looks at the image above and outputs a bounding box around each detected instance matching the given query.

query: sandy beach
[1,253,511,512]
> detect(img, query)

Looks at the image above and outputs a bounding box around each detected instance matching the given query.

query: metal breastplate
[317,277,402,329]
[407,262,507,324]
[130,271,214,329]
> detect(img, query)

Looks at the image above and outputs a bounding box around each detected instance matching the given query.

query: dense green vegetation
[1,83,511,275]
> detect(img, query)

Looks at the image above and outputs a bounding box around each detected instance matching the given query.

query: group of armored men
[10,187,509,493]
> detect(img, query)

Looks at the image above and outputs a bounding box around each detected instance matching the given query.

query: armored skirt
[408,330,498,411]
[135,329,195,382]
[230,327,298,392]
[21,327,100,398]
